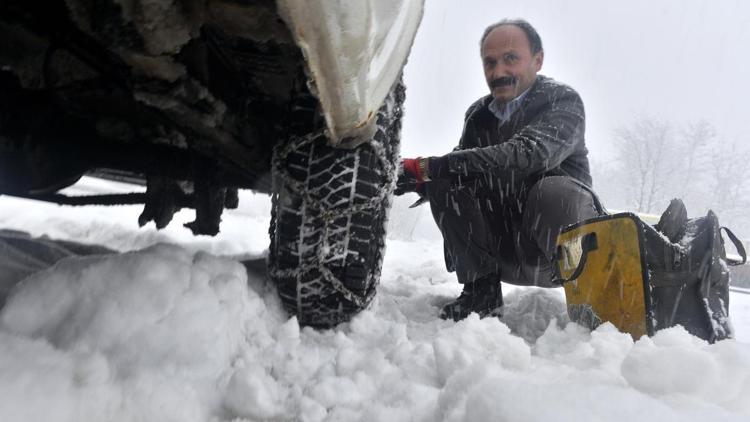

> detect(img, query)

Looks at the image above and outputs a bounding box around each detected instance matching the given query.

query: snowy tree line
[593,117,750,240]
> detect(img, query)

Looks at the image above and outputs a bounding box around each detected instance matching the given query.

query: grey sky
[400,0,750,162]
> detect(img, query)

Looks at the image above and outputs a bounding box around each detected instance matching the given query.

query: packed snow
[1,178,750,422]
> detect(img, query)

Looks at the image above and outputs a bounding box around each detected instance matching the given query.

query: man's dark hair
[480,19,543,55]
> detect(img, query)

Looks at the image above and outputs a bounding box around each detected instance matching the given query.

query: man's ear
[533,51,544,71]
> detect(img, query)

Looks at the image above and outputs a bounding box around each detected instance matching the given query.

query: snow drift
[1,190,750,421]
[1,244,259,421]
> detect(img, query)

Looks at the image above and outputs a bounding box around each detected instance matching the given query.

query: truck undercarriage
[0,0,424,327]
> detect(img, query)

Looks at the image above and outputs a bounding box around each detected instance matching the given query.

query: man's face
[481,25,544,103]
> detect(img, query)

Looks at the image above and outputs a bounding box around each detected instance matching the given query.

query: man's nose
[490,65,509,80]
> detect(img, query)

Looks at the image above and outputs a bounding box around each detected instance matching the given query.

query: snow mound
[0,244,268,422]
[501,287,569,343]
[1,241,750,421]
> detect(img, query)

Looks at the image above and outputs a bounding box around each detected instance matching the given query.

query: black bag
[644,199,746,342]
[556,199,746,343]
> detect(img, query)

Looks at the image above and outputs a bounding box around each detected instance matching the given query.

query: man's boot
[439,275,503,321]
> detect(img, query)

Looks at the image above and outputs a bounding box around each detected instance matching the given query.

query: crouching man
[396,19,601,321]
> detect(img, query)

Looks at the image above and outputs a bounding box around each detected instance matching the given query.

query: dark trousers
[426,175,600,287]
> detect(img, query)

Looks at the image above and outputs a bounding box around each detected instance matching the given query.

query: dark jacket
[443,75,592,188]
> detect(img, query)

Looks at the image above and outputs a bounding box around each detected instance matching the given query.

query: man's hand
[394,157,429,196]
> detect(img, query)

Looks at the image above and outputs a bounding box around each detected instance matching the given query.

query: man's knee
[522,176,599,258]
[525,176,598,220]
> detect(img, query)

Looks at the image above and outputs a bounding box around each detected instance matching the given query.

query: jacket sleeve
[444,88,585,179]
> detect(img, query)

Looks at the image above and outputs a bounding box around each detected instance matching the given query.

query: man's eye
[484,59,495,68]
[504,54,518,63]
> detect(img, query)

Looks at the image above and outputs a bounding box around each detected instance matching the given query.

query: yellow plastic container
[556,213,654,339]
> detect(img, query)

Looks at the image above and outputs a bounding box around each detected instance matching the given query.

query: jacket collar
[478,75,544,112]
[488,86,532,123]
[485,74,543,103]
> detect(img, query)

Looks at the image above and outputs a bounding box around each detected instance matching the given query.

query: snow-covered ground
[1,178,750,422]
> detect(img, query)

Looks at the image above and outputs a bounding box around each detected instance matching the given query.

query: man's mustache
[490,76,517,88]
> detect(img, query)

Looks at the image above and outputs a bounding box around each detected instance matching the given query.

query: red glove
[394,157,429,196]
[402,157,430,182]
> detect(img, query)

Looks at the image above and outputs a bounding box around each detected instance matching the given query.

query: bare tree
[675,120,715,202]
[602,117,750,238]
[613,117,676,213]
[705,138,750,233]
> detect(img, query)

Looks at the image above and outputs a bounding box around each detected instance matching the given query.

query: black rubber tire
[269,81,405,328]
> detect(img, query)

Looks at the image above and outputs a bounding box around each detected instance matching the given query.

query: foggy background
[398,0,750,238]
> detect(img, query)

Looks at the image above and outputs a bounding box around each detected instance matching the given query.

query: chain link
[270,130,396,306]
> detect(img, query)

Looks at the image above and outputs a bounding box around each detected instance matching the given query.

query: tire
[269,81,405,328]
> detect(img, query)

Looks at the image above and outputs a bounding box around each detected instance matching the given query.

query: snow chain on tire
[269,81,405,328]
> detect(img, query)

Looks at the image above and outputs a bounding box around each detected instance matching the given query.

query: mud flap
[556,213,654,340]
